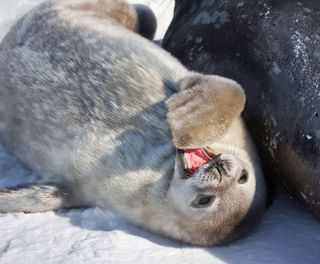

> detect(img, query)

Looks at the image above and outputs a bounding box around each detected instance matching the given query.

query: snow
[0,0,320,263]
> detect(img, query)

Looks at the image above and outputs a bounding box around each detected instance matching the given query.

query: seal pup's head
[161,143,266,246]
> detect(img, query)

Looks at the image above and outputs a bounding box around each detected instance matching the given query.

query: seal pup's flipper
[61,0,157,39]
[166,74,245,149]
[133,4,157,40]
[0,184,77,213]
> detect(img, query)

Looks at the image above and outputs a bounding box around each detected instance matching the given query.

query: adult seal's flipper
[163,0,320,220]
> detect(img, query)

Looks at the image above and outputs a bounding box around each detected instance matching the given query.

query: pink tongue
[184,149,211,176]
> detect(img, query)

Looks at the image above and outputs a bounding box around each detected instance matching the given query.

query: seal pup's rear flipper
[133,4,157,40]
[166,74,245,149]
[0,184,78,213]
[58,0,157,39]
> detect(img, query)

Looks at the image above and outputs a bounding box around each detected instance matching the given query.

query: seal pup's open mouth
[178,148,217,178]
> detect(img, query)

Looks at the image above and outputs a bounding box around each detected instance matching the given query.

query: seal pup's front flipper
[166,74,245,149]
[0,184,78,213]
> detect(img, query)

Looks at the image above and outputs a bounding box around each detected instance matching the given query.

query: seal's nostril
[213,154,222,161]
[238,169,248,184]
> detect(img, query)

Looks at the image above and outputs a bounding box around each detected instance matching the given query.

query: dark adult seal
[163,0,320,220]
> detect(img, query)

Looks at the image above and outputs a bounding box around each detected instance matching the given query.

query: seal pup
[0,0,266,246]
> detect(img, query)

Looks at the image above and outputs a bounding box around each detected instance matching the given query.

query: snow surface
[0,0,320,263]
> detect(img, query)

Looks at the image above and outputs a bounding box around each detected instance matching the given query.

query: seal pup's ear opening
[166,73,246,149]
[133,4,157,40]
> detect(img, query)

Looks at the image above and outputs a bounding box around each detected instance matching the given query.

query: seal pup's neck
[93,165,181,238]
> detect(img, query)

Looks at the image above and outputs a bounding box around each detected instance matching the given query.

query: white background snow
[0,1,319,263]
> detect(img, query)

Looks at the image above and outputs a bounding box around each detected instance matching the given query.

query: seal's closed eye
[191,195,215,208]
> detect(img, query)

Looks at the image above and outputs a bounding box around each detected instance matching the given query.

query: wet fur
[0,0,265,245]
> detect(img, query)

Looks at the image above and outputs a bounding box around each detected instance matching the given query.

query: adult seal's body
[0,0,266,246]
[163,0,320,220]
